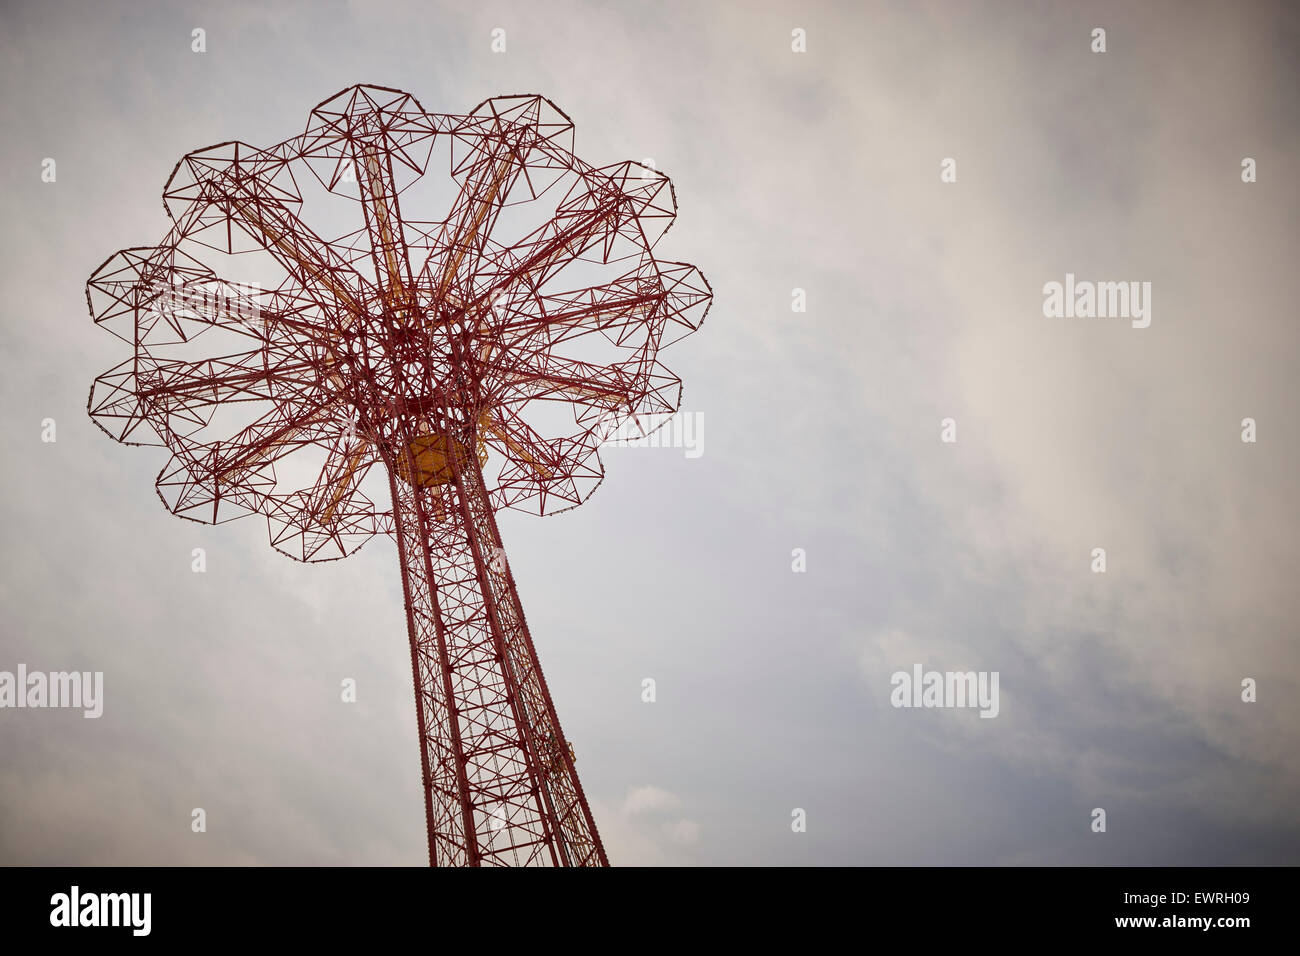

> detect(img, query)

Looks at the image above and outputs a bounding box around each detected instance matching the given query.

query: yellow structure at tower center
[396,429,490,488]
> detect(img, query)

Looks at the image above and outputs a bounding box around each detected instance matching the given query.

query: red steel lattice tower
[86,85,711,866]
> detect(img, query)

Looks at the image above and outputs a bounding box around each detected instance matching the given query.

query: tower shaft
[387,435,608,866]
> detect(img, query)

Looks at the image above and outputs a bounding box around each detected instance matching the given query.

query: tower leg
[386,436,609,867]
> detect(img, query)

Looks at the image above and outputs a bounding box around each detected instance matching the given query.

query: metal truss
[87,85,711,865]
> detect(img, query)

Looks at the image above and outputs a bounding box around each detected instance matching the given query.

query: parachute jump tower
[86,85,711,866]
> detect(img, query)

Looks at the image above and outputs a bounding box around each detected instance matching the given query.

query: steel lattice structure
[86,85,711,866]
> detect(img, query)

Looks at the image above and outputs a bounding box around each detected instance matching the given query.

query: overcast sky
[1,0,1297,865]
